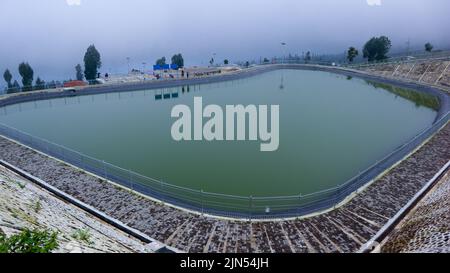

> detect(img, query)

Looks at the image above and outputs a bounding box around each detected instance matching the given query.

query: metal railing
[0,109,448,219]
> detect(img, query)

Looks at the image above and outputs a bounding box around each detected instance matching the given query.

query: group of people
[153,69,190,80]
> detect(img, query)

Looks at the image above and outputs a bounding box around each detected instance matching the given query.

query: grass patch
[33,200,42,213]
[71,229,92,245]
[0,228,58,253]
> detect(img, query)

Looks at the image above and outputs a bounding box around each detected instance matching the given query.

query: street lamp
[279,42,286,89]
[281,42,287,64]
[126,57,130,74]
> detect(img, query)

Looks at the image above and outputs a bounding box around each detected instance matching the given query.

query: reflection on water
[365,80,440,111]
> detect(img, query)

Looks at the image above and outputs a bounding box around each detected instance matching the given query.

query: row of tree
[3,63,44,93]
[3,39,438,93]
[155,53,184,68]
[346,36,392,63]
[346,36,435,63]
[2,44,102,94]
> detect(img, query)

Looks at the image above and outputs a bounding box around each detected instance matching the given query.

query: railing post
[297,193,302,217]
[129,169,133,190]
[160,180,164,204]
[46,141,50,157]
[334,184,340,209]
[201,189,204,215]
[249,195,253,221]
[102,160,107,180]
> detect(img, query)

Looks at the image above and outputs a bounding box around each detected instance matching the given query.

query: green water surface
[0,69,438,197]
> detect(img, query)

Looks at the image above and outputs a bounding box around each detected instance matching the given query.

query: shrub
[71,229,92,245]
[0,228,58,253]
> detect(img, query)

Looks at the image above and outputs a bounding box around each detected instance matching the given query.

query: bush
[0,228,58,253]
[71,229,92,245]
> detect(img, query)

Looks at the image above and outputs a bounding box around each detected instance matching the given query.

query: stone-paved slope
[0,165,148,253]
[381,170,450,253]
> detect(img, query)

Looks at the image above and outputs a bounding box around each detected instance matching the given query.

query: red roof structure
[63,80,86,88]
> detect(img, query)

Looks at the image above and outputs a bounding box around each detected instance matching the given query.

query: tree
[7,80,21,94]
[83,45,102,80]
[156,57,166,66]
[363,36,392,62]
[12,80,20,89]
[304,51,311,63]
[347,47,359,63]
[171,54,184,68]
[245,61,250,67]
[35,77,45,90]
[224,59,229,65]
[75,64,83,81]
[47,80,56,89]
[263,58,270,63]
[18,62,34,91]
[3,69,12,88]
[425,42,433,53]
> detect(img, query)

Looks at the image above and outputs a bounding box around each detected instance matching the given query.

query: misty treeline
[2,37,437,94]
[346,36,435,63]
[2,44,103,94]
[2,44,190,94]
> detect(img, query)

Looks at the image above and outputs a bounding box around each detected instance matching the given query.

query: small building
[63,80,87,88]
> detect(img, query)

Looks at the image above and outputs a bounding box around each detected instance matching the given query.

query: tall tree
[425,42,433,53]
[83,45,102,80]
[347,47,359,63]
[75,64,83,81]
[155,57,166,66]
[18,62,34,91]
[171,54,184,68]
[224,59,229,65]
[35,77,45,90]
[3,69,12,88]
[304,51,311,63]
[363,36,392,62]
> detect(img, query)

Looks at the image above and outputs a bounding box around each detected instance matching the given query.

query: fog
[1,0,449,85]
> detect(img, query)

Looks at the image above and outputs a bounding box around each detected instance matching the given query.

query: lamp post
[281,42,286,64]
[280,42,286,89]
[126,57,130,74]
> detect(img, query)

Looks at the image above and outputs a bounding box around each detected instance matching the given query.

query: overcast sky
[0,0,449,84]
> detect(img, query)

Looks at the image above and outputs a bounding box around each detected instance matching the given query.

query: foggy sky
[1,0,449,85]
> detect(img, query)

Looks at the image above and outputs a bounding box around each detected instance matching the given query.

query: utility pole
[406,38,411,56]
